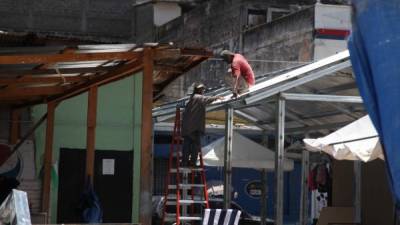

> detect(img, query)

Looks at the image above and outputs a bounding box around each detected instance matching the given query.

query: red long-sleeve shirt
[231,54,255,86]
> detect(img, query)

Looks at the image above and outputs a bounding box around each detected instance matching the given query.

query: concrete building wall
[0,0,142,42]
[156,1,315,101]
[154,2,182,26]
[242,7,315,76]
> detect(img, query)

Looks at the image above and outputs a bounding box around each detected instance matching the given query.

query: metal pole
[260,169,267,225]
[354,161,362,223]
[260,131,269,225]
[299,150,310,225]
[275,95,285,225]
[224,105,234,209]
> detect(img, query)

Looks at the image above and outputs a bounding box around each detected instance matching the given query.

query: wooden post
[42,102,56,215]
[86,86,98,182]
[139,47,153,225]
[9,109,20,144]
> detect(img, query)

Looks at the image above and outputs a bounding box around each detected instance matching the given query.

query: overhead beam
[48,60,144,104]
[0,51,141,65]
[281,93,363,103]
[0,76,85,85]
[0,66,116,76]
[245,60,351,104]
[294,86,361,120]
[0,86,66,98]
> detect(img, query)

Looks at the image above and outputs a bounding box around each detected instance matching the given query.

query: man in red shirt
[220,50,255,97]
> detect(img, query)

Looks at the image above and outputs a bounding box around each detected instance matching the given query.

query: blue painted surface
[154,133,302,223]
[348,0,400,208]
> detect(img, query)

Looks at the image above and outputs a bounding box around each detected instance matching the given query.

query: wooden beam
[41,102,56,215]
[0,51,141,64]
[153,49,181,60]
[139,47,153,225]
[0,66,115,76]
[0,86,66,98]
[49,60,144,103]
[86,86,98,182]
[9,109,20,144]
[0,76,85,85]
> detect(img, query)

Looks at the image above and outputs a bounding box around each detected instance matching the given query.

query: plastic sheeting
[0,189,31,225]
[202,132,294,171]
[303,115,384,162]
[348,0,400,206]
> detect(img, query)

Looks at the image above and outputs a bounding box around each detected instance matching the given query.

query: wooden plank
[49,60,143,103]
[139,47,153,225]
[41,102,56,215]
[0,51,140,64]
[86,86,98,182]
[0,76,84,85]
[0,67,114,76]
[9,109,20,144]
[0,86,66,98]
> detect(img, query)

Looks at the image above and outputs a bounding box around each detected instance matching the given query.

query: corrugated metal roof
[0,43,212,106]
[153,50,366,136]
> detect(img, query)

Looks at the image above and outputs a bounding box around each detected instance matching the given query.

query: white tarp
[303,115,384,162]
[202,132,294,171]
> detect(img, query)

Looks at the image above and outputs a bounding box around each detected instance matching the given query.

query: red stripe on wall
[316,29,350,37]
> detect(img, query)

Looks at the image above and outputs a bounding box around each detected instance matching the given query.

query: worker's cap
[194,82,206,90]
[220,50,235,62]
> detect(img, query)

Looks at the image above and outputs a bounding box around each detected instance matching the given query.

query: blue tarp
[348,0,400,208]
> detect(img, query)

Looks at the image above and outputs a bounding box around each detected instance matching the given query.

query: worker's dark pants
[182,132,201,167]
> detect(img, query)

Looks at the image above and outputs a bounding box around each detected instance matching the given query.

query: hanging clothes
[77,178,103,223]
[309,163,332,221]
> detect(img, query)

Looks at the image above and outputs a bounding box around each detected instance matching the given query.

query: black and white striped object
[202,209,241,225]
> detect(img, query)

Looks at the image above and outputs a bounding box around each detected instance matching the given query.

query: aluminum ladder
[161,106,210,225]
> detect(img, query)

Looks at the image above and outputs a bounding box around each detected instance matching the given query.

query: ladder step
[168,184,205,189]
[180,199,207,204]
[166,194,204,200]
[170,167,203,173]
[163,215,202,222]
[180,216,203,221]
[166,200,207,205]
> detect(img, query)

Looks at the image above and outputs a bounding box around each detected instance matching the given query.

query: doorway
[57,148,133,223]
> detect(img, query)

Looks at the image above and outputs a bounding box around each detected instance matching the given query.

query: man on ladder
[181,83,223,167]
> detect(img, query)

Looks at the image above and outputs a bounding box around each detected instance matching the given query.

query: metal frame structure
[1,43,212,225]
[153,50,365,225]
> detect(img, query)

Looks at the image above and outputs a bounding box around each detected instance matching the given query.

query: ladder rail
[175,107,182,225]
[162,106,210,225]
[162,107,181,225]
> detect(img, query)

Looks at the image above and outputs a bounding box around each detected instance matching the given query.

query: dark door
[57,148,133,223]
[94,150,133,222]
